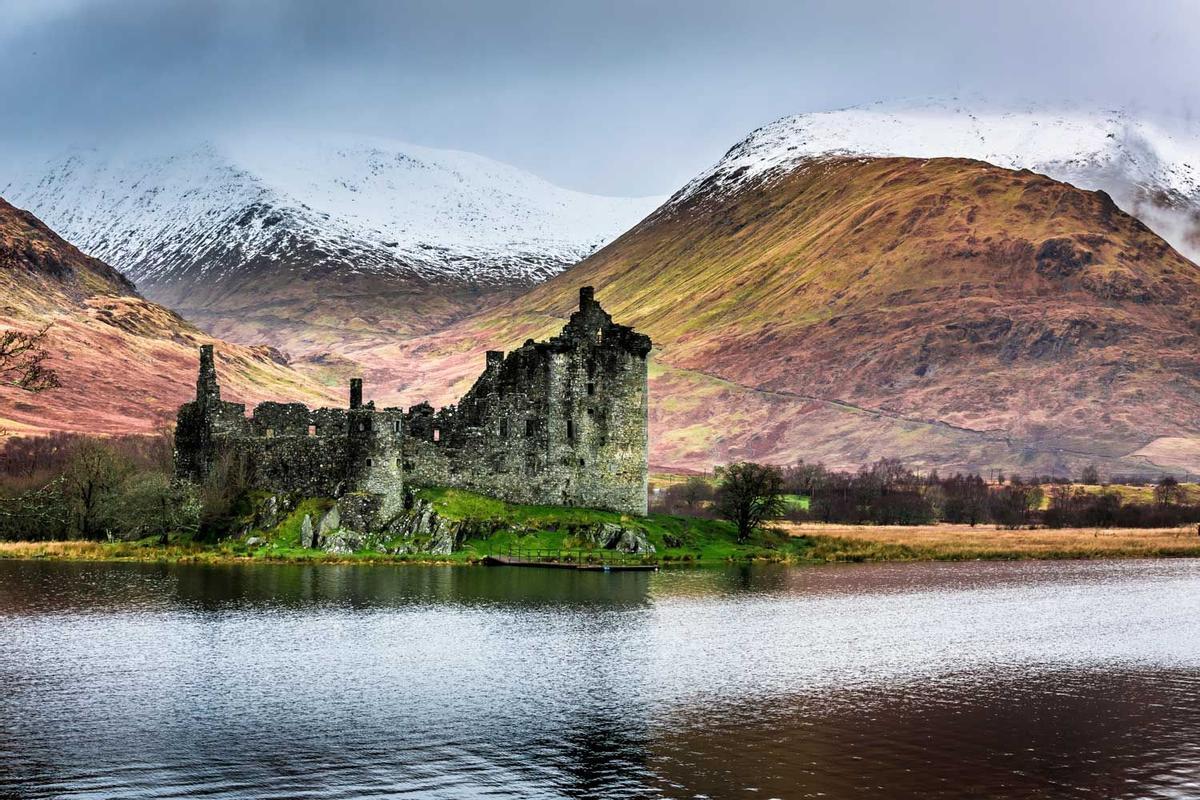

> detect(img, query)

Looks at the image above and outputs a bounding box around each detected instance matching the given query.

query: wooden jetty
[483,548,659,572]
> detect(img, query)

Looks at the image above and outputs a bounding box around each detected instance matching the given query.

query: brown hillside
[0,198,336,436]
[370,157,1200,476]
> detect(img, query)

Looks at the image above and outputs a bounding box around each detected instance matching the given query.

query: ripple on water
[0,559,1198,798]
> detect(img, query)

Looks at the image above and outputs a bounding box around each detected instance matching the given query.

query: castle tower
[349,378,363,409]
[196,344,221,404]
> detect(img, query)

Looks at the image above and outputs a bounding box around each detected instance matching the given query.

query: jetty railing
[485,544,655,567]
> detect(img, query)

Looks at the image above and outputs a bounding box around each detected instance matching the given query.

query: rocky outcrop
[381,499,503,556]
[311,497,502,557]
[574,522,656,554]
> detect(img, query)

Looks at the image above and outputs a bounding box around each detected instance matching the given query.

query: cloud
[0,0,1196,196]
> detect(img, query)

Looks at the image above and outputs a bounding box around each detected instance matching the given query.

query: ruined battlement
[174,287,651,524]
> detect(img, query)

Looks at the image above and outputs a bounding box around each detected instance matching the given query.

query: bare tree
[62,440,132,538]
[1154,475,1185,507]
[681,476,713,510]
[715,462,786,542]
[1080,463,1101,485]
[0,326,61,393]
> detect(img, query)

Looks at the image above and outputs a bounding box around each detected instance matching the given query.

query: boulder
[317,506,341,538]
[245,536,267,548]
[299,514,315,548]
[322,529,366,555]
[577,521,655,554]
[611,527,655,554]
[427,523,456,556]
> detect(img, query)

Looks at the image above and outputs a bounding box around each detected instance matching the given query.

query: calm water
[1,559,1199,799]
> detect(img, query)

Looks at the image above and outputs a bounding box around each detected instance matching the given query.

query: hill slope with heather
[676,99,1200,263]
[0,197,336,436]
[376,156,1200,476]
[2,135,660,357]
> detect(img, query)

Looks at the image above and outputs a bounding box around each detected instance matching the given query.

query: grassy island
[4,487,1200,566]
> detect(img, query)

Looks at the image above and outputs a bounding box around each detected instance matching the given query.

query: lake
[1,558,1198,799]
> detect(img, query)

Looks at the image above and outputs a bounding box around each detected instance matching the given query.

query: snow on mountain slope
[670,98,1200,262]
[2,132,663,290]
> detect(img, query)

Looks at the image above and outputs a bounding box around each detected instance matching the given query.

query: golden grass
[0,540,204,562]
[783,522,1200,561]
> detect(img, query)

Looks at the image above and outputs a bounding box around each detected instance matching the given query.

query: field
[784,522,1200,561]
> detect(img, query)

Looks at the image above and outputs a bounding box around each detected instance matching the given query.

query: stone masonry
[174,287,652,522]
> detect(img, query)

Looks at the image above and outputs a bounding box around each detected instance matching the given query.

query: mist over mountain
[674,99,1200,264]
[2,132,661,356]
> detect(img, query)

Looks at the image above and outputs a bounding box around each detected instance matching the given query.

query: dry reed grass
[783,522,1200,561]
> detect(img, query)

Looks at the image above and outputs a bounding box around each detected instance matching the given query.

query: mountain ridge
[2,133,662,357]
[0,196,337,436]
[365,154,1200,476]
[667,98,1200,263]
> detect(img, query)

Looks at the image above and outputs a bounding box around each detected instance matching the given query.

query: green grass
[414,487,802,563]
[781,494,811,511]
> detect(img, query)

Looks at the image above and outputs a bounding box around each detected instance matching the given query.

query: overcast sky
[1,0,1198,196]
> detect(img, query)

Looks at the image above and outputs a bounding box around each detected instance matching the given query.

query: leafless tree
[0,326,61,393]
[715,462,786,542]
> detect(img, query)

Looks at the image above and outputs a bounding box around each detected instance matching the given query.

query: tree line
[652,459,1200,535]
[0,431,244,542]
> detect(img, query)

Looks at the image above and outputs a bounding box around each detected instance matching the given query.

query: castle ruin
[174,287,651,521]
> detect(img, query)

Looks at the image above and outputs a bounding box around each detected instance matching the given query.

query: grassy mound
[415,487,803,563]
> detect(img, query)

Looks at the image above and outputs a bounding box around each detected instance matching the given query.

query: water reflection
[650,668,1200,799]
[0,559,1197,799]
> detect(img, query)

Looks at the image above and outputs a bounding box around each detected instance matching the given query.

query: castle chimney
[196,344,220,403]
[349,378,363,409]
[580,286,595,309]
[486,350,504,370]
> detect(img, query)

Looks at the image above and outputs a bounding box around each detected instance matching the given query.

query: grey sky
[1,0,1198,196]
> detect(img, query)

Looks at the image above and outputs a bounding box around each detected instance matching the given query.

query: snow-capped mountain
[670,98,1200,262]
[3,132,662,291]
[0,132,662,356]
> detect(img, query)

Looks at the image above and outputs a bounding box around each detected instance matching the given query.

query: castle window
[586,407,595,417]
[358,421,365,432]
[567,419,576,441]
[579,458,586,467]
[526,419,536,437]
[308,425,317,436]
[393,420,401,433]
[499,419,509,439]
[396,458,402,469]
[433,428,441,443]
[265,428,275,438]
[587,382,595,396]
[366,458,373,467]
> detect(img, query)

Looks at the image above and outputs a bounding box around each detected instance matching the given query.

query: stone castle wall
[175,287,650,521]
[401,287,650,514]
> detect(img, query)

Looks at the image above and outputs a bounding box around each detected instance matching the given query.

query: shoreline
[5,523,1200,567]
